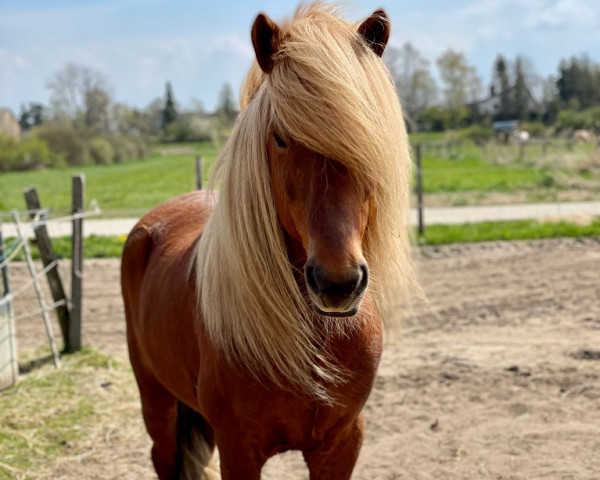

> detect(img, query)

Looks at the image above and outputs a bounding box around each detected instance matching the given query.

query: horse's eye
[273,133,287,149]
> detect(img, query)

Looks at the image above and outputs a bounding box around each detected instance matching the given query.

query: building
[0,109,21,139]
[469,85,540,119]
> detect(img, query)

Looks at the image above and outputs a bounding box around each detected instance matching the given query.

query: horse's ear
[251,13,281,74]
[357,9,390,57]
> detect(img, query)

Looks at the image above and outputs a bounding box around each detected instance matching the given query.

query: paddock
[7,237,600,479]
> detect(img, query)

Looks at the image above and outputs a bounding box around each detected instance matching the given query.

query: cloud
[2,0,600,112]
[525,0,600,30]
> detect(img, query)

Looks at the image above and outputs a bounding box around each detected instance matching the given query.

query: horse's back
[121,191,216,405]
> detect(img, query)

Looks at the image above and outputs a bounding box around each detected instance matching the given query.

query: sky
[1,0,600,115]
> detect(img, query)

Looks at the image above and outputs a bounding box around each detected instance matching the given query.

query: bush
[555,107,600,133]
[458,124,494,145]
[188,116,213,142]
[419,106,452,132]
[20,136,63,169]
[130,136,149,159]
[164,120,192,142]
[89,137,114,165]
[0,134,61,171]
[521,121,548,138]
[0,135,20,171]
[32,123,89,166]
[108,136,138,163]
[556,110,586,131]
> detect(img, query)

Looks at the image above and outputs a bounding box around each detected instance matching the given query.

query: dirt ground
[9,237,600,479]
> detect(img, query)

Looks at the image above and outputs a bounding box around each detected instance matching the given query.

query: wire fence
[0,175,98,388]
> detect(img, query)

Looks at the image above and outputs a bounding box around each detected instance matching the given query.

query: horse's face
[268,132,372,317]
[254,8,391,317]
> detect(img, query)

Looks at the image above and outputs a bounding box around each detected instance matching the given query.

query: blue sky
[1,0,599,115]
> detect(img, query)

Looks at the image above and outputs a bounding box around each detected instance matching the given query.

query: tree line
[384,44,600,133]
[18,63,238,142]
[4,64,238,171]
[4,48,600,172]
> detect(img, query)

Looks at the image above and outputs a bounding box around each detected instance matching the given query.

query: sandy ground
[8,237,600,479]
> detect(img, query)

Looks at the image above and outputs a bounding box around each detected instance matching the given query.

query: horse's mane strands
[195,3,414,400]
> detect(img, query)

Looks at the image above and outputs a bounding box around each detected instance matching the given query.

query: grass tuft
[0,348,138,479]
[418,217,600,245]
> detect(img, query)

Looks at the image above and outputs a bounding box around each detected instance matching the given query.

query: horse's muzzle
[304,258,369,317]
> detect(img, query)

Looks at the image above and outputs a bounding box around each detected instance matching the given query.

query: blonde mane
[195,3,413,400]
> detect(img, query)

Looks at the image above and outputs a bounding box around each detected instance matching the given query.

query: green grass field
[417,136,596,194]
[0,142,218,217]
[0,136,598,218]
[419,217,600,245]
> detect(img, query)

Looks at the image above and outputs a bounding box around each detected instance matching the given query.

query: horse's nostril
[358,263,369,293]
[305,262,318,293]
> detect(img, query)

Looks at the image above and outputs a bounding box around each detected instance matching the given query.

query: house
[469,85,540,119]
[0,108,21,139]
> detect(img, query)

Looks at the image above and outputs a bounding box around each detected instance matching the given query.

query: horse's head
[267,135,372,317]
[196,4,411,397]
[250,8,391,317]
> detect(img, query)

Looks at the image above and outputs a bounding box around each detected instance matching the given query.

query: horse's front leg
[303,413,365,480]
[216,431,267,480]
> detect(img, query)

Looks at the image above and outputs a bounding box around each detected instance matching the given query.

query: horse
[121,4,413,479]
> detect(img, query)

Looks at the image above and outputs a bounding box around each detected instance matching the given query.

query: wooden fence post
[518,141,525,161]
[70,175,84,353]
[415,144,424,237]
[0,220,18,390]
[23,188,71,352]
[196,156,203,190]
[0,219,13,375]
[0,221,10,297]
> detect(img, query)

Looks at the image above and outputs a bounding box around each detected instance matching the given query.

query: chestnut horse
[121,4,413,479]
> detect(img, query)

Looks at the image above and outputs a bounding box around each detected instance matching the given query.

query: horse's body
[123,192,382,480]
[122,4,412,479]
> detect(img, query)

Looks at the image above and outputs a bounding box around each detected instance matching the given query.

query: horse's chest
[197,325,382,454]
[201,363,376,455]
[249,387,366,455]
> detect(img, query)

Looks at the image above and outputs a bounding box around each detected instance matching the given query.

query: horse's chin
[311,303,359,318]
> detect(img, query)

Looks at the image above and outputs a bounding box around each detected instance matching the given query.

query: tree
[436,49,482,127]
[85,87,111,130]
[162,82,178,129]
[556,55,600,110]
[216,83,237,122]
[47,63,112,129]
[541,75,560,124]
[19,103,45,131]
[513,56,529,121]
[384,42,437,131]
[492,54,512,120]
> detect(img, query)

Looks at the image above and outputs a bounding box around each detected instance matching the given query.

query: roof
[492,120,519,132]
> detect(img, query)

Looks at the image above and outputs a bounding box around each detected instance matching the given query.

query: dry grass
[0,348,144,480]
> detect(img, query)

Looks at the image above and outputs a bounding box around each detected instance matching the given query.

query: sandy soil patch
[8,237,600,479]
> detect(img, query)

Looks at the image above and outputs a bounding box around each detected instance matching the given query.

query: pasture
[0,142,218,217]
[3,237,599,479]
[1,136,598,217]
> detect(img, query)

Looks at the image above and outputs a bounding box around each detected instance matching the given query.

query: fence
[0,174,97,390]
